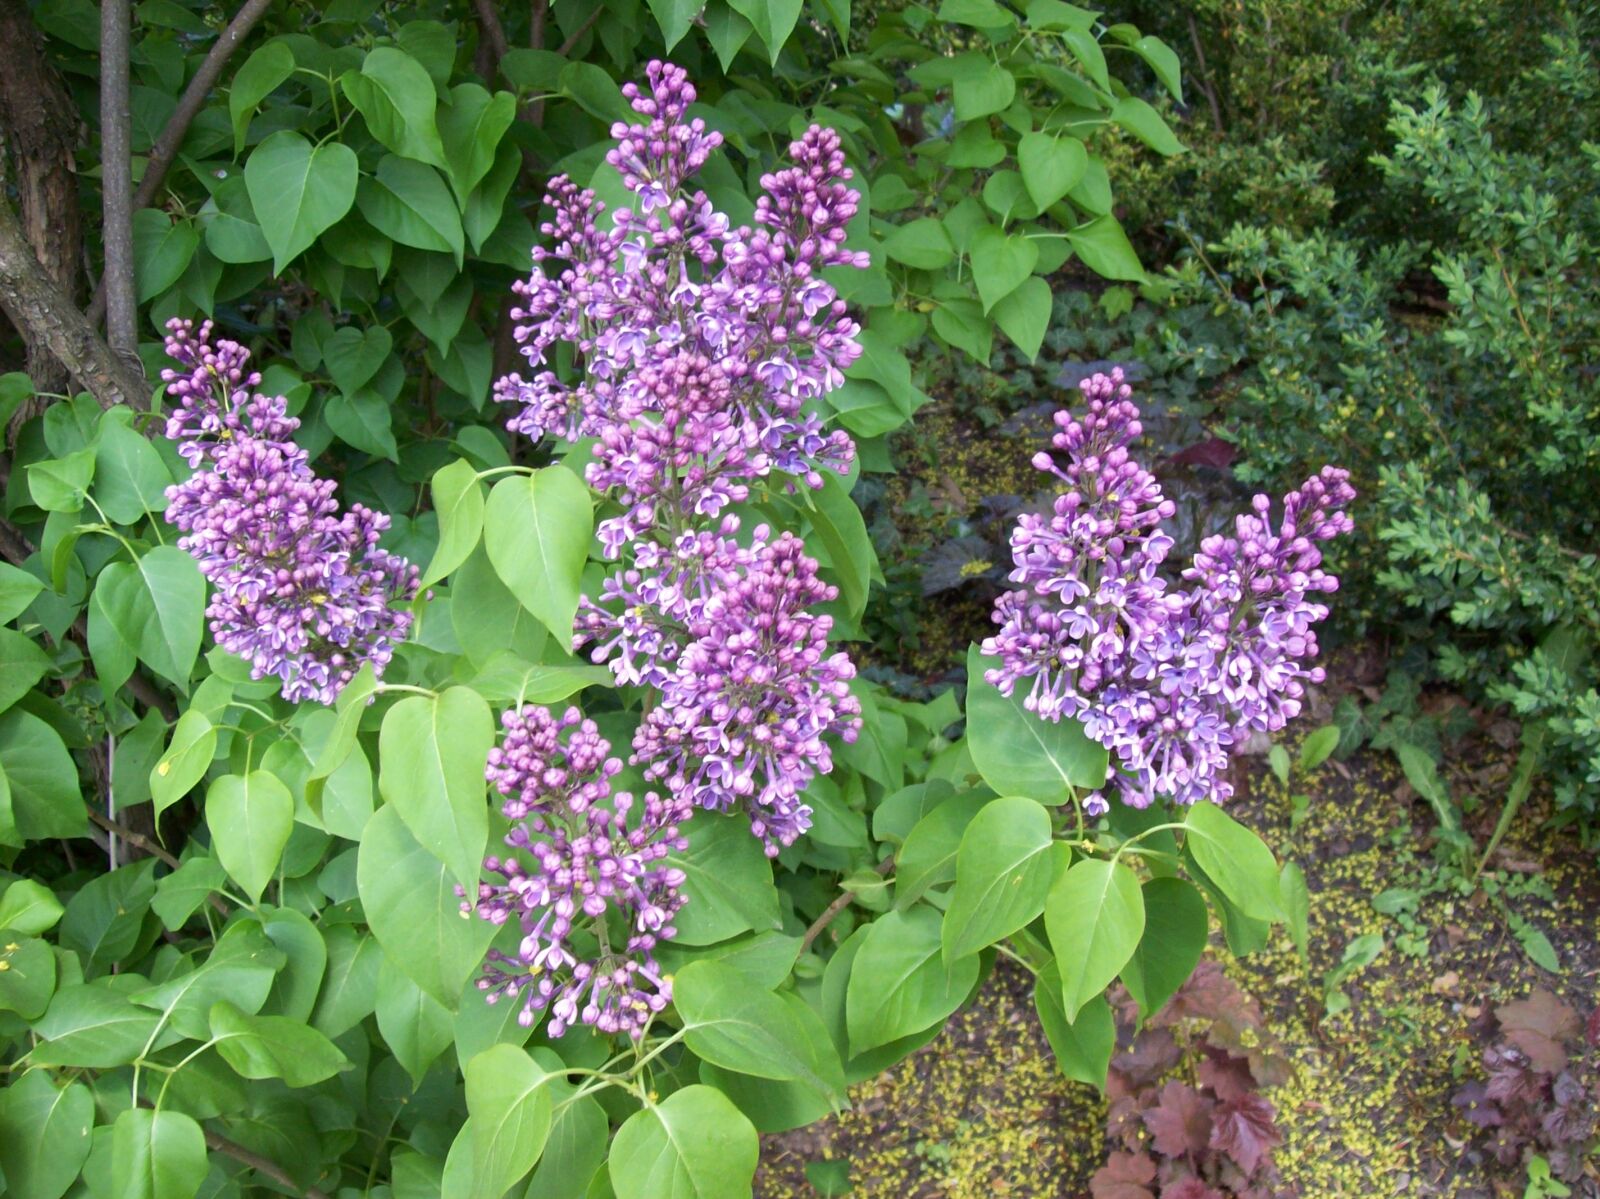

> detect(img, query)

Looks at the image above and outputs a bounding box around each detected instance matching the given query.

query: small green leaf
[1119,876,1207,1020]
[483,466,594,644]
[726,0,802,64]
[0,628,51,714]
[673,960,844,1097]
[1033,963,1114,1088]
[93,546,206,687]
[229,39,295,154]
[665,811,782,945]
[465,1044,554,1196]
[1066,214,1146,282]
[0,878,64,934]
[1017,132,1087,210]
[646,0,704,50]
[205,772,294,903]
[151,709,218,817]
[992,276,1052,361]
[422,459,485,588]
[846,905,978,1054]
[244,131,358,272]
[378,686,492,892]
[0,709,86,840]
[969,226,1038,312]
[1268,743,1291,786]
[1298,725,1341,772]
[131,209,199,302]
[341,46,448,168]
[883,217,954,270]
[110,1107,209,1199]
[1044,856,1144,1020]
[0,1071,94,1199]
[608,1085,758,1199]
[357,155,465,263]
[1184,800,1284,922]
[27,448,96,513]
[1280,861,1310,960]
[209,998,350,1085]
[950,55,1016,120]
[964,645,1109,803]
[1111,96,1183,156]
[321,324,393,396]
[941,795,1055,961]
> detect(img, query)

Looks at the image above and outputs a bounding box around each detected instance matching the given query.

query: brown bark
[0,156,153,411]
[0,0,83,404]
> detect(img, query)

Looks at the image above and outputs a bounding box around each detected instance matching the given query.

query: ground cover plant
[1,2,1596,1198]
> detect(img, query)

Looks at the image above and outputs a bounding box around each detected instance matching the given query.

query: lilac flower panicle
[983,368,1355,813]
[475,63,870,1037]
[470,705,689,1038]
[159,319,419,704]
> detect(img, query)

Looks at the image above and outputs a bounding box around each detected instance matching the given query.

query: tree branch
[98,0,139,368]
[800,857,893,954]
[0,165,151,410]
[557,7,600,55]
[86,0,276,328]
[202,1127,332,1199]
[472,0,510,67]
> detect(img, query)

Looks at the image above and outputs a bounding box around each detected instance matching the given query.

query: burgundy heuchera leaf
[1090,1151,1158,1199]
[1208,1092,1283,1177]
[1143,1080,1215,1159]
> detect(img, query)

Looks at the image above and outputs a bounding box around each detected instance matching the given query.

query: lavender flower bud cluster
[470,705,689,1037]
[159,319,419,704]
[983,369,1355,813]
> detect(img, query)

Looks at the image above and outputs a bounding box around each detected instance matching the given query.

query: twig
[88,807,180,869]
[1186,13,1224,135]
[99,0,139,370]
[528,0,549,123]
[556,6,600,55]
[203,1128,332,1199]
[88,0,275,327]
[800,857,893,954]
[471,0,511,66]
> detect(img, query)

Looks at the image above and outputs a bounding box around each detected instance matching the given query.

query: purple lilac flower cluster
[159,319,418,703]
[578,520,861,853]
[983,369,1355,812]
[495,59,865,555]
[494,61,864,854]
[470,705,689,1036]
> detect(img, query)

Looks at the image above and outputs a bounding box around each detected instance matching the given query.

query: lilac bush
[983,368,1355,812]
[160,319,419,703]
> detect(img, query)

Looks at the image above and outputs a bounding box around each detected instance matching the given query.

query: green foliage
[0,2,1283,1194]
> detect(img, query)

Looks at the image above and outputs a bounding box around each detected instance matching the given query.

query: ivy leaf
[205,772,294,903]
[483,466,594,644]
[110,1108,209,1199]
[378,687,492,892]
[1044,856,1145,1020]
[608,1085,758,1199]
[244,131,358,272]
[341,46,448,169]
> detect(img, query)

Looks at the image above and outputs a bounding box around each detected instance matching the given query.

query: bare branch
[99,0,140,368]
[87,0,275,327]
[472,0,511,66]
[799,858,893,954]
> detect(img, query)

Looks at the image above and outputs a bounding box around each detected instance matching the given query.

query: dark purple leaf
[1143,1081,1214,1159]
[1208,1093,1282,1177]
[1090,1151,1158,1199]
[1161,1177,1225,1199]
[1496,990,1579,1074]
[1482,1044,1544,1106]
[1450,1080,1504,1129]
